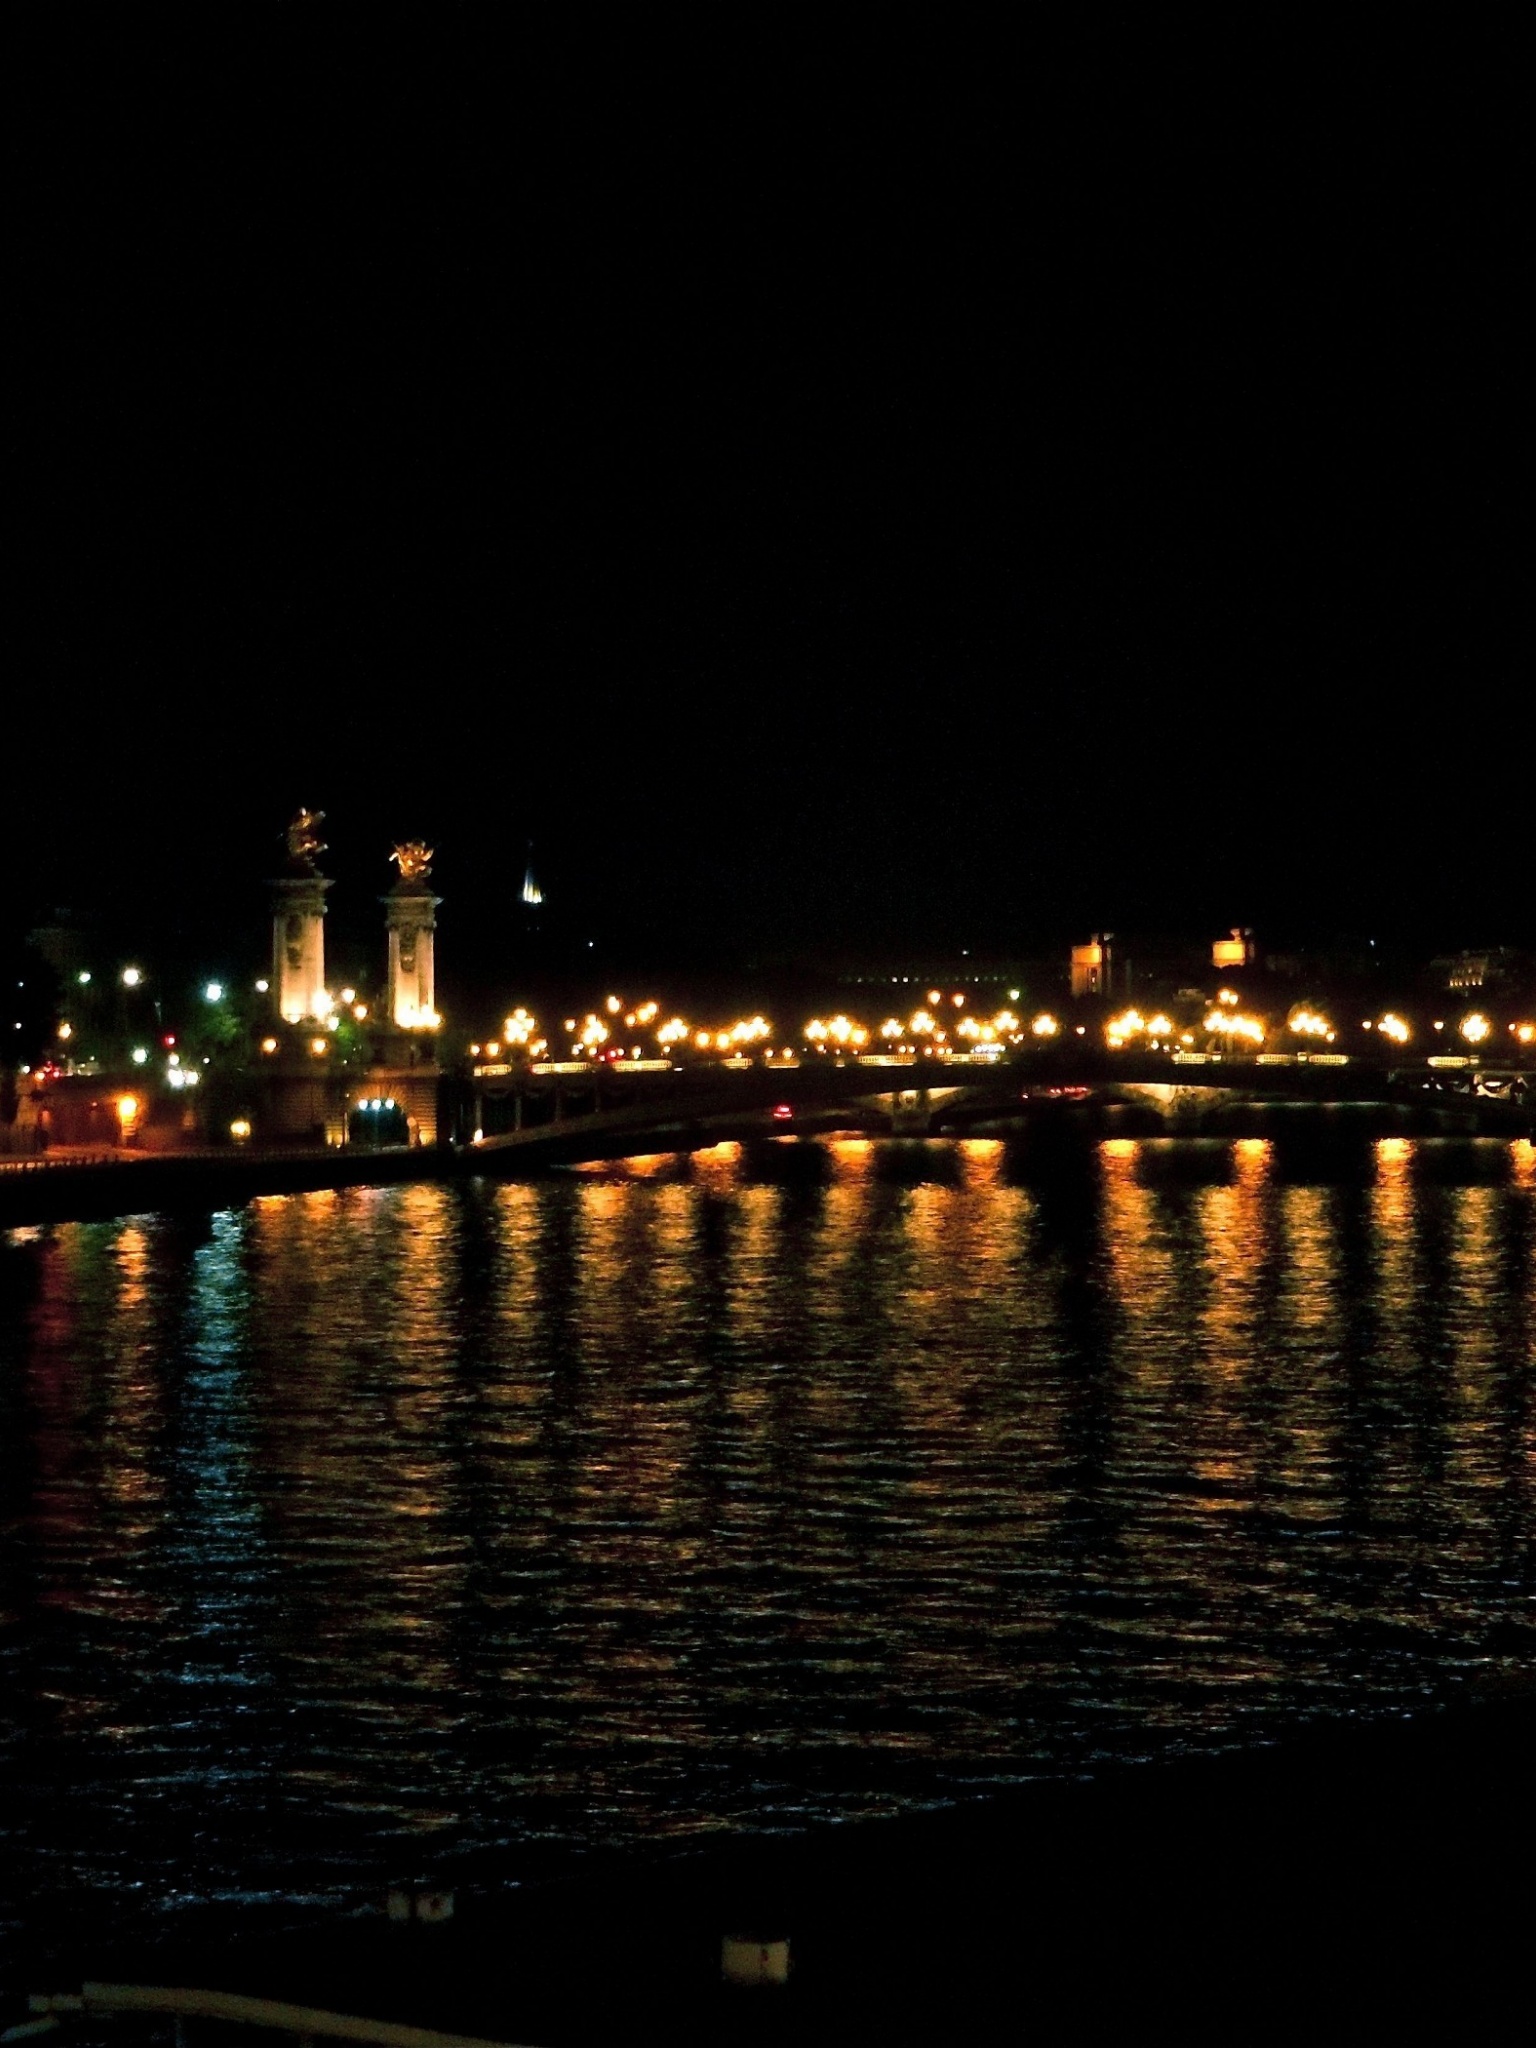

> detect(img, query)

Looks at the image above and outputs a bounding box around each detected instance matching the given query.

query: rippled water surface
[2,1135,1535,1954]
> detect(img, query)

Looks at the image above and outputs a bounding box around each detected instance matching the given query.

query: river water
[2,1134,1534,1962]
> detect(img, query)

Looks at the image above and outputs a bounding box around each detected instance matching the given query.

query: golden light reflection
[1447,1185,1502,1421]
[13,1128,1536,1843]
[1196,1142,1270,1387]
[1100,1140,1174,1392]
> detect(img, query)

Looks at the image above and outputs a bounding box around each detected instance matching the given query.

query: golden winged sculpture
[286,807,326,864]
[390,840,434,883]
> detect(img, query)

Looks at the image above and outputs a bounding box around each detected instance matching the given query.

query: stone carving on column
[385,842,441,1034]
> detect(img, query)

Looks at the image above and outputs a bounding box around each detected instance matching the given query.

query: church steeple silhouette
[520,844,543,910]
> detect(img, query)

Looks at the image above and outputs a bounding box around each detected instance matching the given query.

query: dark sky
[9,21,1528,987]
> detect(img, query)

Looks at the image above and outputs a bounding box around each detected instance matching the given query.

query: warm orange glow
[115,1094,139,1126]
[229,1119,252,1141]
[1205,1008,1264,1045]
[1377,1013,1411,1045]
[1288,1007,1331,1038]
[310,1036,329,1056]
[1031,1012,1059,1037]
[1461,1012,1490,1045]
[260,1037,278,1054]
[57,1022,72,1040]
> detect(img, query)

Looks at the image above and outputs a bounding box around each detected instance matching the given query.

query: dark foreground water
[2,1134,1534,1964]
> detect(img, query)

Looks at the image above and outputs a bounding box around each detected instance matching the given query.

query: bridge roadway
[467,1048,1533,1165]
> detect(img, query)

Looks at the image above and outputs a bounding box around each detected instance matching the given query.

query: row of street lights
[463,989,1536,1067]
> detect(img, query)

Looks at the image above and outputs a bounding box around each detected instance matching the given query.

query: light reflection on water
[1,1135,1534,1952]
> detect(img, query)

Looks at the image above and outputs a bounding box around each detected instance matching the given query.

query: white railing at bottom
[19,1985,533,2048]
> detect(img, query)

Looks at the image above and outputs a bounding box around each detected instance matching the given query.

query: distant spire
[521,846,543,907]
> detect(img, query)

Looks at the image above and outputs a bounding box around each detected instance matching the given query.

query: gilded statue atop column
[285,807,327,869]
[390,840,434,884]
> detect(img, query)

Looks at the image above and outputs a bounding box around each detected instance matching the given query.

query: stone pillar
[385,879,441,1032]
[270,871,333,1024]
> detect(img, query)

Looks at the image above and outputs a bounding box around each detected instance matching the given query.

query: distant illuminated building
[1071,934,1112,998]
[1211,927,1255,970]
[1433,948,1526,992]
[521,859,543,908]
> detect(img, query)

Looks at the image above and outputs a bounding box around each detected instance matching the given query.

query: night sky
[9,23,1527,991]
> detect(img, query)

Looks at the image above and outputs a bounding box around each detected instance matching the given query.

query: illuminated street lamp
[1287,1007,1331,1038]
[1461,1012,1491,1045]
[1205,1008,1265,1049]
[121,966,143,988]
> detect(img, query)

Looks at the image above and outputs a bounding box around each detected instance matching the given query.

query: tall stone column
[385,841,441,1032]
[270,809,333,1023]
